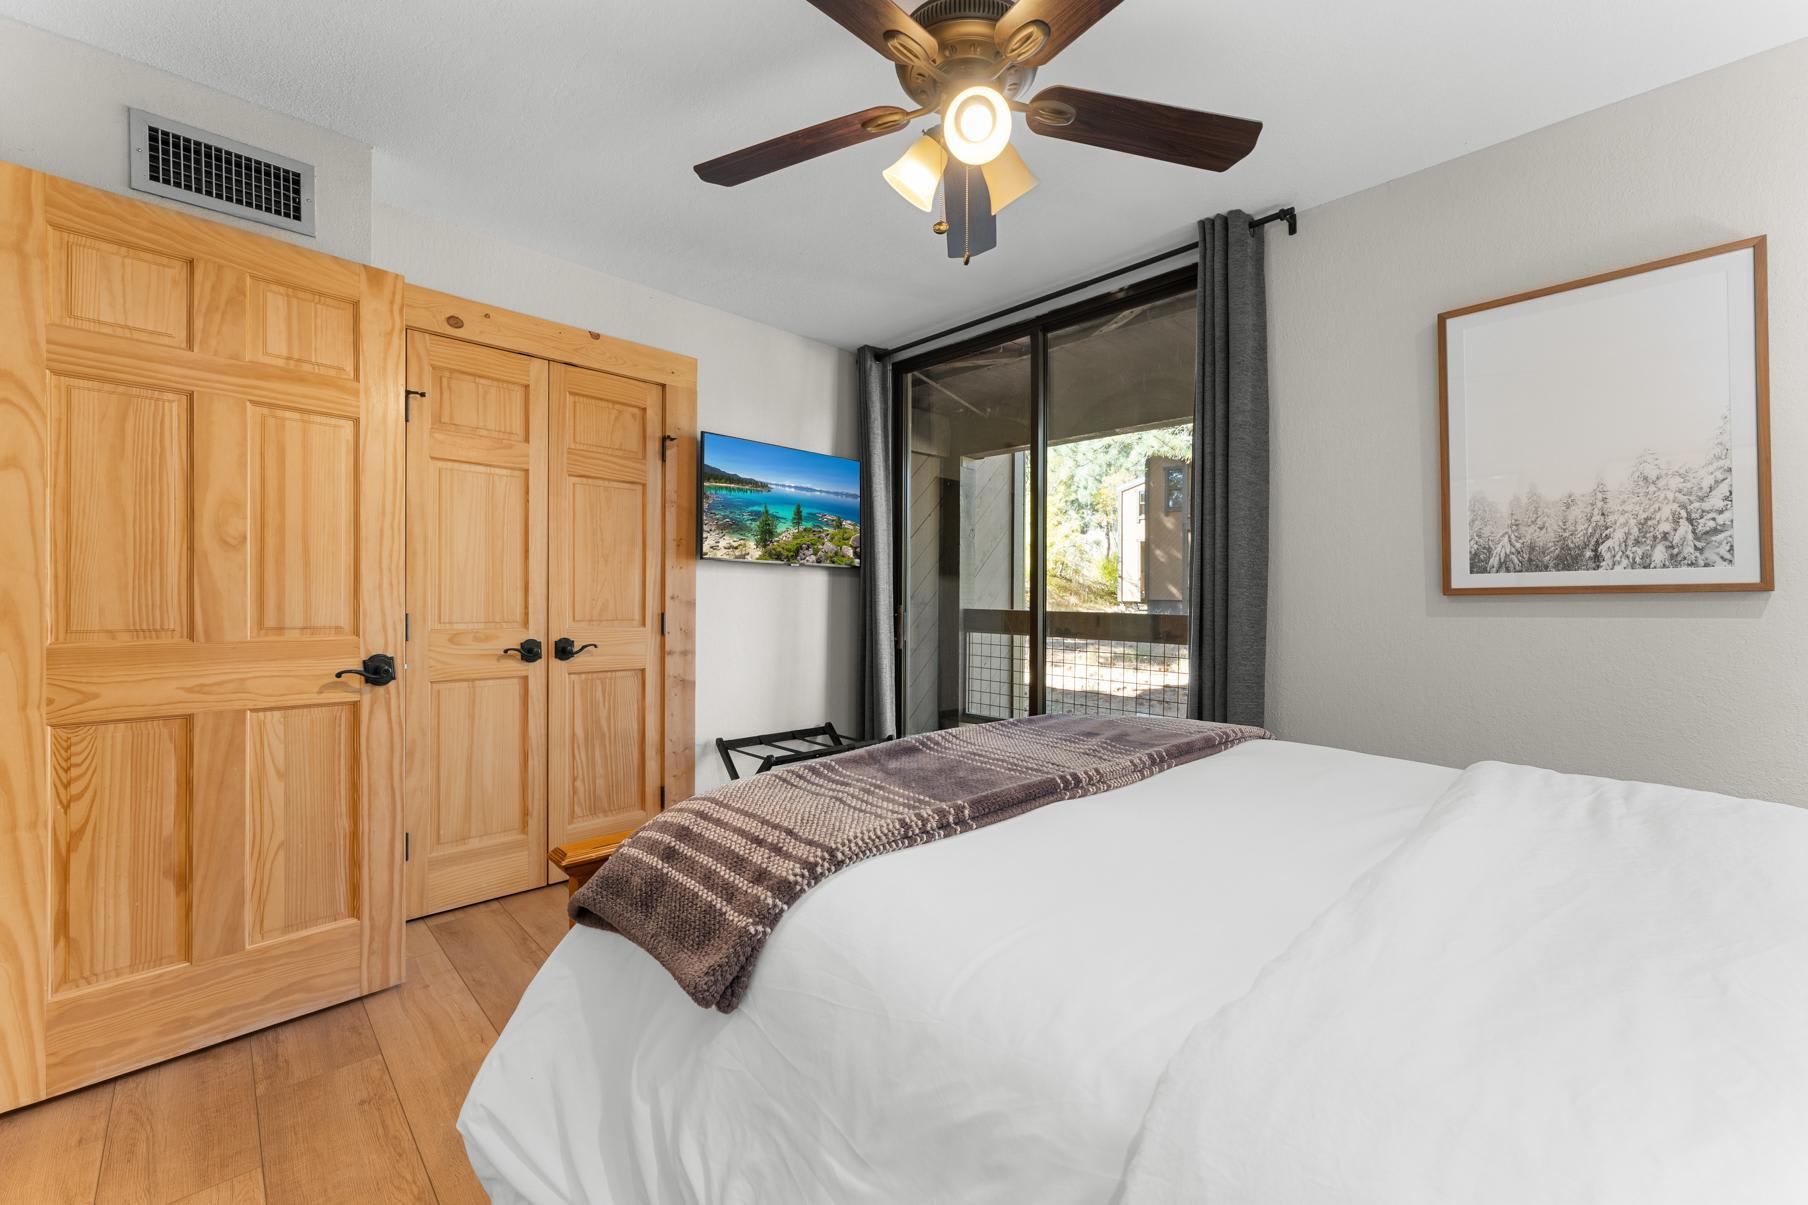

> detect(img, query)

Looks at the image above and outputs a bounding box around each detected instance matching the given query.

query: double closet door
[405,332,664,917]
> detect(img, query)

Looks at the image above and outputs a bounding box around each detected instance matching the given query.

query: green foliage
[754,504,778,547]
[759,522,860,567]
[1046,424,1192,610]
[791,503,805,529]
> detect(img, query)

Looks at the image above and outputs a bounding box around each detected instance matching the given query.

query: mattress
[458,738,1459,1205]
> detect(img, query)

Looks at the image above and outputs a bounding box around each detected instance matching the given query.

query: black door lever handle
[554,637,599,661]
[503,638,544,663]
[335,653,397,686]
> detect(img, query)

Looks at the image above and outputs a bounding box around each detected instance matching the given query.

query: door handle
[502,638,544,663]
[335,653,397,686]
[553,637,599,661]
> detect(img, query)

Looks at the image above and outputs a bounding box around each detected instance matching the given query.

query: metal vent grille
[128,109,315,236]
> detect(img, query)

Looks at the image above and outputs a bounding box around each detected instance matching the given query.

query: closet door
[547,363,665,870]
[404,332,549,917]
[0,166,406,1110]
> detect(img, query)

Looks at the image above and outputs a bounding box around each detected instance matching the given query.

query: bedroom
[0,1,1804,1202]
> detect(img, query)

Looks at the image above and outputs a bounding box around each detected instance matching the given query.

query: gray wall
[1266,39,1808,804]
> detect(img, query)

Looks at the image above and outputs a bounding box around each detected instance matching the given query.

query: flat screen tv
[699,432,862,569]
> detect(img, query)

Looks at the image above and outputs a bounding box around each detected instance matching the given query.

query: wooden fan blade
[1025,86,1261,171]
[994,0,1124,66]
[695,107,910,187]
[804,0,939,66]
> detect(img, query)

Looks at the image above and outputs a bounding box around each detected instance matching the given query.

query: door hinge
[660,611,667,637]
[404,388,427,421]
[404,612,411,642]
[660,434,676,463]
[403,831,410,862]
[659,785,666,809]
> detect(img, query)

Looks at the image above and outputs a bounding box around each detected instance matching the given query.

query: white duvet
[459,740,1457,1205]
[1119,760,1808,1204]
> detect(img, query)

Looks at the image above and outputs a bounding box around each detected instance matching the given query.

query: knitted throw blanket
[569,714,1270,1012]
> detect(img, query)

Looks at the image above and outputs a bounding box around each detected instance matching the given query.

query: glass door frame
[890,265,1196,727]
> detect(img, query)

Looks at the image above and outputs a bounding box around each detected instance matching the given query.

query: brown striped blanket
[568,714,1270,1012]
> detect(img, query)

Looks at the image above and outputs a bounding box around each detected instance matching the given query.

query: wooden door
[547,363,665,870]
[0,165,405,1112]
[404,332,549,916]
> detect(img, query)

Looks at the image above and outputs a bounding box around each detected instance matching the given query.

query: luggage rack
[715,722,892,781]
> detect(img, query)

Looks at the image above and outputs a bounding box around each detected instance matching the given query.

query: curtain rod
[879,206,1297,360]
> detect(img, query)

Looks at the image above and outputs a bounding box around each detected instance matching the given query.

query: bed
[459,732,1808,1205]
[458,738,1456,1204]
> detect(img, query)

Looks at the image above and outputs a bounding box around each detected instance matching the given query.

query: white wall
[1266,39,1808,804]
[0,15,372,261]
[371,204,861,791]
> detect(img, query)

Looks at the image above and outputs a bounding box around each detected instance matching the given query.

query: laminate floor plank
[425,901,545,1031]
[248,999,381,1095]
[498,884,570,958]
[365,935,499,1205]
[168,1170,265,1205]
[0,1080,113,1205]
[404,918,454,980]
[95,1038,263,1205]
[255,1057,434,1205]
[0,890,557,1205]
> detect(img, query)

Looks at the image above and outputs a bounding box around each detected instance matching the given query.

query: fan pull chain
[962,168,972,266]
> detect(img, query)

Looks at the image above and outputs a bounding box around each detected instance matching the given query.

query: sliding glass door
[899,337,1032,733]
[1045,290,1196,717]
[895,272,1196,733]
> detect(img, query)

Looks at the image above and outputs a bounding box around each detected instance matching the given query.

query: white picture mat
[1445,246,1761,590]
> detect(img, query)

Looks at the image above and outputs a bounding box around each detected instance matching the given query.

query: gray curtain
[1188,212,1271,727]
[856,346,898,740]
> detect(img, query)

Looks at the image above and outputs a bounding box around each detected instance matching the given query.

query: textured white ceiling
[5,0,1806,349]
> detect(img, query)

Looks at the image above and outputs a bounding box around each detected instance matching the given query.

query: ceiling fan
[693,0,1263,264]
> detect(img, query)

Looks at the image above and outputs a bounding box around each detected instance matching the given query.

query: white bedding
[1119,761,1808,1204]
[459,739,1458,1205]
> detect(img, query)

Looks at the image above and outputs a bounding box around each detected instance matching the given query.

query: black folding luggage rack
[715,722,892,781]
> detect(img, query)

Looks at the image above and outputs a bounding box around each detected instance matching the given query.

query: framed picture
[1439,237,1772,595]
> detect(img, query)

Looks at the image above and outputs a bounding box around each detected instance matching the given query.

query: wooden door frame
[400,285,698,825]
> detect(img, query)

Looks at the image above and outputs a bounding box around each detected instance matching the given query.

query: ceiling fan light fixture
[979,144,1037,214]
[943,85,1012,166]
[883,133,949,211]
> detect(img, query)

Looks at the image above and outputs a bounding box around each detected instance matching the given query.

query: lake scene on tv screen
[701,434,861,568]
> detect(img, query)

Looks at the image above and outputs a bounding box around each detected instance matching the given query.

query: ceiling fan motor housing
[898,0,1037,108]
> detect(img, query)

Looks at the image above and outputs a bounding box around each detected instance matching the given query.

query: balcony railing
[962,609,1188,721]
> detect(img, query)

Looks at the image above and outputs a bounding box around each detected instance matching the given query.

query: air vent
[128,109,315,236]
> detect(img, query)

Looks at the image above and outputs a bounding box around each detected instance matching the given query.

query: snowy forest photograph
[1442,240,1770,594]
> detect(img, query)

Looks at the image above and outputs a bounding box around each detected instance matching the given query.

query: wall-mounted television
[699,432,862,569]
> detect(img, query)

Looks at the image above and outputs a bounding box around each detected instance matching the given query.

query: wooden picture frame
[1439,237,1772,596]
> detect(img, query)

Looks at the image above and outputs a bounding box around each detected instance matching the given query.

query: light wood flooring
[0,885,572,1205]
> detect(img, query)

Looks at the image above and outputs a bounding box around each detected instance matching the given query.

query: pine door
[404,332,550,916]
[546,363,666,870]
[0,166,406,1111]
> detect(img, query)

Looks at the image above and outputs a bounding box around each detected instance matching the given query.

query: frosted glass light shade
[942,86,1012,166]
[980,144,1037,214]
[883,134,948,212]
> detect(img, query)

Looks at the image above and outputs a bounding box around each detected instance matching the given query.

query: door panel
[405,332,548,917]
[0,167,405,1111]
[548,363,663,869]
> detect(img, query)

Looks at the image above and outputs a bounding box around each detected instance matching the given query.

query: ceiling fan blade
[803,0,940,66]
[1025,86,1262,171]
[696,107,911,187]
[994,0,1123,66]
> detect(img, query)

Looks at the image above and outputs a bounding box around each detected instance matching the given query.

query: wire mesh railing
[962,610,1189,721]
